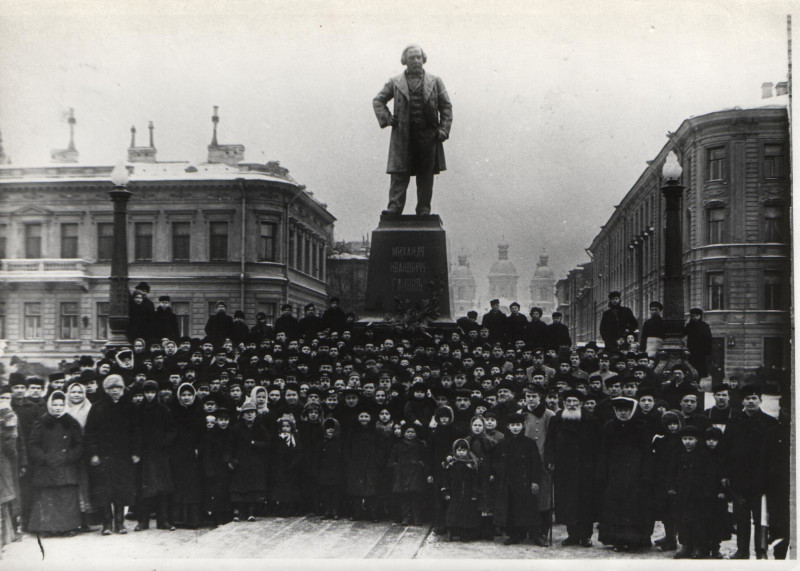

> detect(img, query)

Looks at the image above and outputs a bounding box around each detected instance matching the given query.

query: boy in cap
[667,425,717,559]
[492,412,542,545]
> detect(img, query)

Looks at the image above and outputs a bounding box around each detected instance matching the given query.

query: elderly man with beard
[596,396,653,552]
[544,389,601,547]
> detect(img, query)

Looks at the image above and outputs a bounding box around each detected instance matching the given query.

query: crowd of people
[0,283,790,560]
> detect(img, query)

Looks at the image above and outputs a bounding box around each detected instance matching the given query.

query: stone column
[106,184,132,349]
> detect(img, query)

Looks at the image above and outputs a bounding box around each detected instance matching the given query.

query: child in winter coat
[651,410,683,551]
[388,424,430,526]
[702,427,730,559]
[201,408,233,526]
[667,425,718,559]
[317,418,346,519]
[346,410,380,521]
[229,400,268,521]
[441,439,481,541]
[271,417,303,516]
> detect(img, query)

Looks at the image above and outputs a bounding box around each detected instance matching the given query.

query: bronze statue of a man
[373,45,453,216]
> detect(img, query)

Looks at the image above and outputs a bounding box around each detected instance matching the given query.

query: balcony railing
[1,258,89,273]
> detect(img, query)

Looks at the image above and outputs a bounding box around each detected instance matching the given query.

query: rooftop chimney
[207,106,245,166]
[761,82,774,99]
[127,121,157,163]
[775,81,789,96]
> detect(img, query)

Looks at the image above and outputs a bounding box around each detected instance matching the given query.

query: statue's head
[401,44,427,66]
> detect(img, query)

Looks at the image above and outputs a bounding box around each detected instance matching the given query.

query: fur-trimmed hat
[102,374,125,391]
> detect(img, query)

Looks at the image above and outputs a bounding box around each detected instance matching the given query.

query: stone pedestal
[362,214,452,323]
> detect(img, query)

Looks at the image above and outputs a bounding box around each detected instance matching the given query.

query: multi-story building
[486,243,519,313]
[450,254,477,317]
[528,251,556,318]
[557,98,790,378]
[0,108,335,366]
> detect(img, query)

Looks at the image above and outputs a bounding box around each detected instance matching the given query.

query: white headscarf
[47,390,67,419]
[66,382,91,428]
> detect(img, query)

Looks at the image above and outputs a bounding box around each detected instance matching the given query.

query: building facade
[557,104,790,378]
[450,254,478,317]
[0,109,335,366]
[528,251,556,318]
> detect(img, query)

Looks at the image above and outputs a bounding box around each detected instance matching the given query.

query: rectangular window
[172,222,191,261]
[0,224,6,259]
[60,301,80,339]
[0,301,5,338]
[60,223,79,258]
[209,221,228,261]
[256,301,277,326]
[764,272,782,310]
[707,146,726,181]
[24,302,42,339]
[764,144,784,178]
[97,223,114,262]
[134,222,153,261]
[764,205,784,243]
[707,272,725,310]
[172,301,191,337]
[706,208,725,244]
[96,301,109,340]
[25,223,42,258]
[259,222,276,262]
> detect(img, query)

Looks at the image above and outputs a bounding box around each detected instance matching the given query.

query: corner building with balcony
[0,109,335,366]
[558,101,790,379]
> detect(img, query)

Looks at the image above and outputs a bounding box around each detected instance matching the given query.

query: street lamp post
[660,151,688,356]
[106,162,132,349]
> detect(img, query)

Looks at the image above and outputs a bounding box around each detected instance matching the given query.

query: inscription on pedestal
[363,215,452,322]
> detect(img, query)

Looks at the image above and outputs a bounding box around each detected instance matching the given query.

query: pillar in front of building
[106,163,132,349]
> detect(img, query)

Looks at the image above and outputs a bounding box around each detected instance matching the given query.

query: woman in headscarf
[168,382,204,528]
[27,391,84,536]
[65,380,93,531]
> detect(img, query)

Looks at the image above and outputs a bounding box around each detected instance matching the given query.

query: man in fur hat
[599,291,638,353]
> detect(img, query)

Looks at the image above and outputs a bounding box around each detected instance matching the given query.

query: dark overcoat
[169,402,204,505]
[443,460,481,529]
[599,304,638,351]
[666,448,717,528]
[597,417,653,546]
[721,409,778,495]
[84,395,142,505]
[388,439,429,494]
[138,399,177,498]
[317,435,347,487]
[465,434,497,513]
[492,433,541,528]
[29,413,84,488]
[373,71,452,174]
[270,434,303,502]
[345,425,380,497]
[229,421,268,497]
[543,411,601,526]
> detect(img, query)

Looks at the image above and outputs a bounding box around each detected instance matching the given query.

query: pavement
[2,514,784,565]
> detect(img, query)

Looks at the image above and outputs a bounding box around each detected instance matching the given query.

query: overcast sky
[0,0,792,307]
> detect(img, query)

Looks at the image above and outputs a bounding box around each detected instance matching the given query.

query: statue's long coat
[373,71,453,174]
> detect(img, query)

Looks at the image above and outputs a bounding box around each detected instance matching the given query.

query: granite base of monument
[361,214,452,324]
